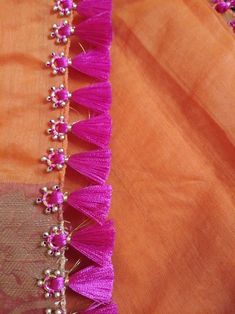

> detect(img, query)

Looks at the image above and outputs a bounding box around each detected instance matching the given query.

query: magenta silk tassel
[67,185,112,224]
[77,0,112,18]
[70,220,115,265]
[72,82,112,113]
[74,12,112,48]
[72,50,110,81]
[81,303,118,314]
[71,113,112,148]
[67,149,111,184]
[69,264,114,303]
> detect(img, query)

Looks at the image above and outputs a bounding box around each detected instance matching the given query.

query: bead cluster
[47,116,71,141]
[53,0,77,17]
[50,20,75,44]
[41,225,70,257]
[40,148,68,172]
[46,52,71,75]
[47,85,71,109]
[37,269,65,299]
[35,185,67,214]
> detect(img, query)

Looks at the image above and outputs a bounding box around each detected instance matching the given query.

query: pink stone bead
[51,233,67,247]
[215,2,230,13]
[56,89,69,101]
[61,0,73,9]
[54,56,68,68]
[58,24,71,37]
[56,122,69,134]
[48,191,64,205]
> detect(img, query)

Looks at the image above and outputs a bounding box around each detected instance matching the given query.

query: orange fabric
[0,0,235,313]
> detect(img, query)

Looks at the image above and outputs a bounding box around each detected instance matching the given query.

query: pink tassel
[67,149,111,184]
[70,220,115,265]
[67,185,112,224]
[82,303,118,314]
[77,0,112,18]
[71,114,112,148]
[71,82,112,113]
[69,264,114,303]
[75,13,112,48]
[72,49,110,81]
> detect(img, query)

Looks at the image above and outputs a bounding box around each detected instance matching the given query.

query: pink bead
[51,233,67,247]
[61,0,73,9]
[48,191,64,205]
[51,151,65,164]
[54,56,68,68]
[58,24,71,37]
[215,2,230,13]
[56,89,69,101]
[56,122,68,133]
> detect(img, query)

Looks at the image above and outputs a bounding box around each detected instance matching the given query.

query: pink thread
[69,264,114,303]
[67,149,111,184]
[71,113,112,148]
[77,0,112,18]
[70,220,115,265]
[72,49,110,81]
[74,12,112,48]
[71,82,112,113]
[67,185,112,224]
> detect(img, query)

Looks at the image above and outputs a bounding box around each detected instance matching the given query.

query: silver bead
[52,226,58,232]
[53,5,58,11]
[54,292,61,298]
[35,198,42,204]
[52,206,58,213]
[55,251,61,257]
[52,185,59,190]
[41,241,47,247]
[45,292,50,298]
[47,96,51,102]
[55,310,62,314]
[53,70,58,75]
[52,135,58,140]
[54,270,61,276]
[41,156,47,162]
[45,269,51,275]
[59,135,65,141]
[47,250,53,256]
[58,148,64,153]
[43,232,49,238]
[47,167,53,173]
[46,61,51,67]
[49,148,54,153]
[56,164,63,170]
[44,207,51,214]
[37,280,43,287]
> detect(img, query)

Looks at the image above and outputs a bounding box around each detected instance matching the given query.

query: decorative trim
[36,0,116,313]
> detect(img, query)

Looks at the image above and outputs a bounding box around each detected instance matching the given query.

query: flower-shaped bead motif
[41,148,68,172]
[53,0,77,16]
[41,225,70,257]
[47,84,71,109]
[47,116,71,141]
[50,21,74,44]
[37,269,65,299]
[46,52,71,75]
[36,185,67,214]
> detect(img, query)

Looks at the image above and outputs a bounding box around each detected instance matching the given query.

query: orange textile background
[0,0,235,313]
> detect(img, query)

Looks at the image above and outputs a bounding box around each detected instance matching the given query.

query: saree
[0,0,235,313]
